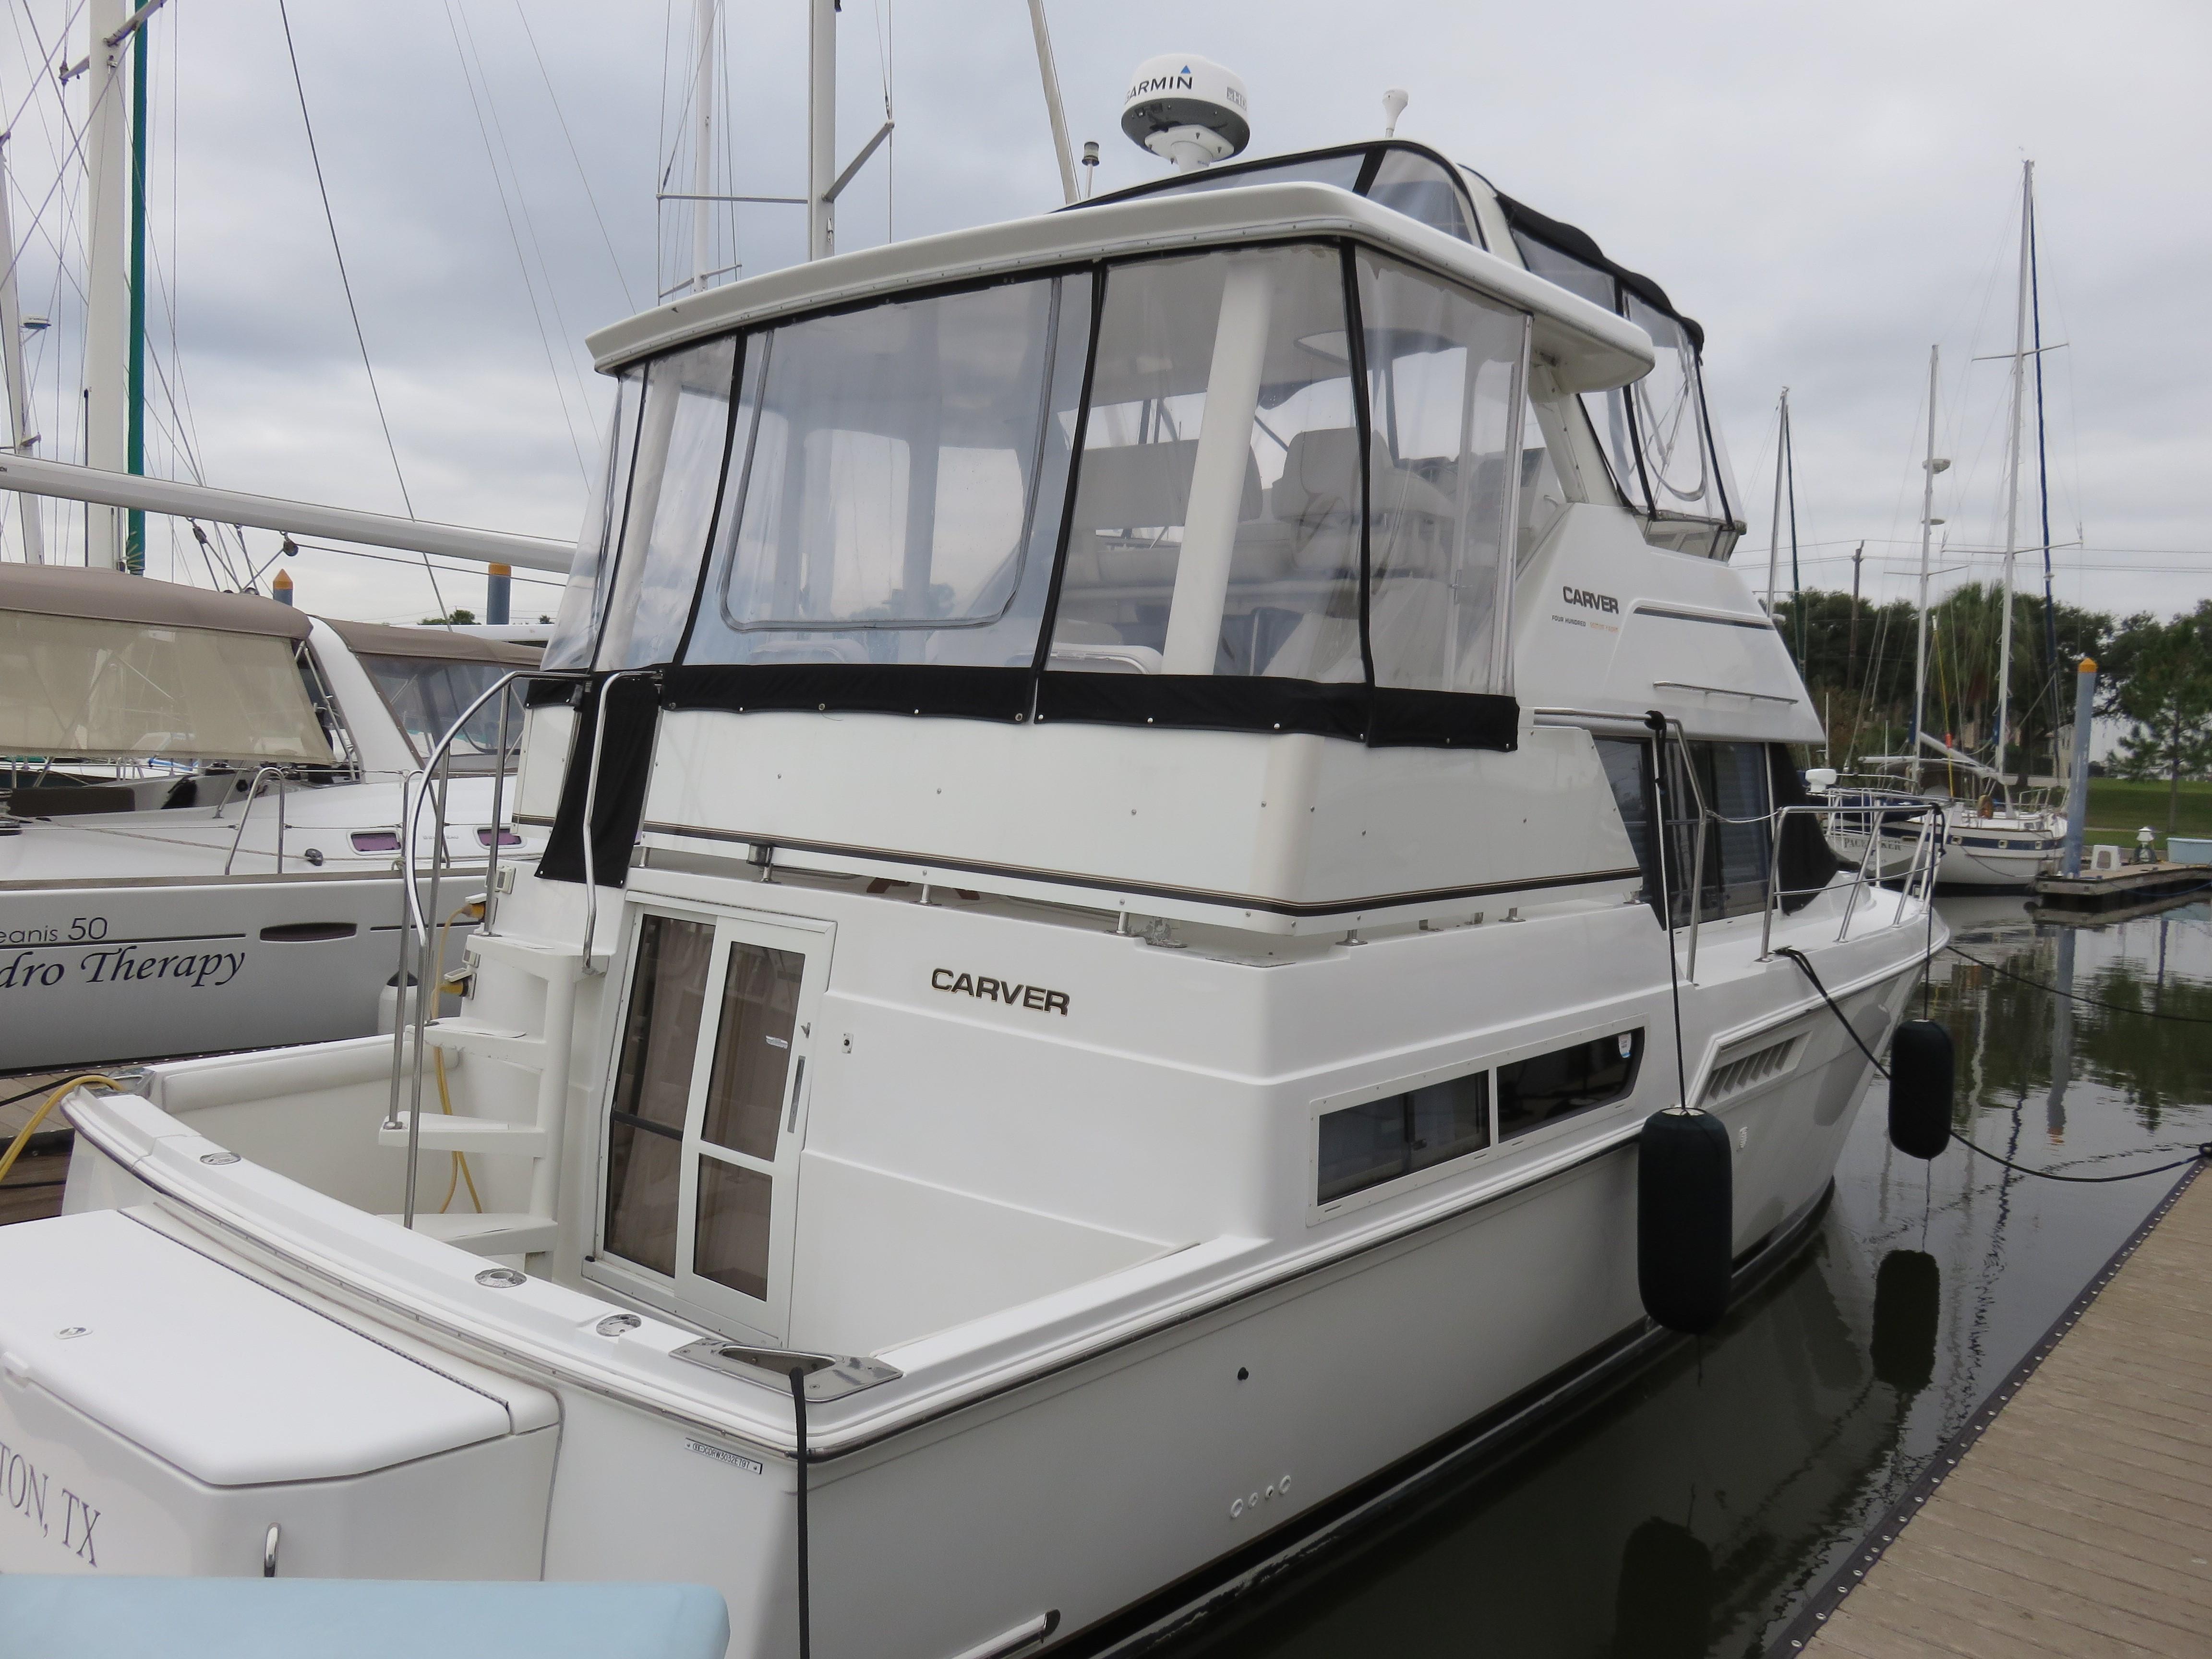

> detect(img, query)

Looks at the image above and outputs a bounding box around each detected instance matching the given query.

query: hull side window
[1497,1030,1643,1139]
[1317,1070,1491,1204]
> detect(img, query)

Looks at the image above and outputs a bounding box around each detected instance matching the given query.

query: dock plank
[1803,1169,2212,1659]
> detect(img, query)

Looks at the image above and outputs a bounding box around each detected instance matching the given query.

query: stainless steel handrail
[391,664,571,1229]
[1755,799,1947,958]
[399,669,577,945]
[220,766,289,876]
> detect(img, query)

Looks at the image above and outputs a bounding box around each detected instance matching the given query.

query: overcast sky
[0,0,2204,631]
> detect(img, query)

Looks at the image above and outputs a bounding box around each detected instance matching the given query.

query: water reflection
[1167,896,2212,1659]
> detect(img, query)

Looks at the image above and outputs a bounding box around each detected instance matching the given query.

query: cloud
[0,0,2203,629]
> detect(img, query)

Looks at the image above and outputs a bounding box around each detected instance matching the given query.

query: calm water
[1166,893,2212,1659]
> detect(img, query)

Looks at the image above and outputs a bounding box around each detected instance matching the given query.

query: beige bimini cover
[0,565,333,762]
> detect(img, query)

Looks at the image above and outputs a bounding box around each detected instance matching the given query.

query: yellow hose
[0,1074,122,1187]
[432,897,486,1215]
[435,1047,483,1215]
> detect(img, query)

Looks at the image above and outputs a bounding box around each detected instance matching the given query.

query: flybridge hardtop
[583,177,1652,385]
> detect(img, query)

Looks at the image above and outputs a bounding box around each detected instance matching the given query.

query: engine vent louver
[1703,1037,1796,1103]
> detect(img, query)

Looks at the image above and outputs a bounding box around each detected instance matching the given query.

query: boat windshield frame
[541,188,1652,753]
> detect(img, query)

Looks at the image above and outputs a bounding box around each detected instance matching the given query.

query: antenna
[1382,88,1408,137]
[1120,54,1250,172]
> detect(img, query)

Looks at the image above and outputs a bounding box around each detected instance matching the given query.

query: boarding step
[376,1210,560,1258]
[421,1019,547,1069]
[464,931,594,981]
[377,1114,550,1157]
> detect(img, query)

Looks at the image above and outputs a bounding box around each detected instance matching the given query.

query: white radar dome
[1120,54,1250,172]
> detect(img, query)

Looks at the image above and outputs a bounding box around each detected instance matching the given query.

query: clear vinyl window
[543,365,646,672]
[600,338,740,670]
[354,655,523,772]
[1047,245,1364,681]
[1507,228,1739,554]
[683,274,1091,669]
[1356,250,1527,697]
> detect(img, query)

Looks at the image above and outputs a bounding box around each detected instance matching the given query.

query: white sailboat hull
[0,776,536,1072]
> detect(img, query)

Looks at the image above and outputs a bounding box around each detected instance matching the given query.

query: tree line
[1770,584,2212,817]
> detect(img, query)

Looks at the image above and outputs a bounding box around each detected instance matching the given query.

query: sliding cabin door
[591,905,828,1344]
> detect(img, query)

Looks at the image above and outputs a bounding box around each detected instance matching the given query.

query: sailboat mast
[1763,387,1788,613]
[690,0,716,293]
[126,3,149,573]
[84,0,129,569]
[807,0,836,259]
[2030,178,2061,779]
[1911,345,1940,789]
[1993,159,2032,785]
[0,136,45,565]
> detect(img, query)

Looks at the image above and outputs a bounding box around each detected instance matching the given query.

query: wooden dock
[1788,1166,2212,1658]
[2035,860,2212,908]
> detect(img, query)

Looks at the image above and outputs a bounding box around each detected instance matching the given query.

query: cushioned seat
[0,1577,731,1659]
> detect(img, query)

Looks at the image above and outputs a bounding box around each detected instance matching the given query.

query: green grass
[2083,777,2212,843]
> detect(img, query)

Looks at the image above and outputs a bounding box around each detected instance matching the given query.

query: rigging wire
[508,0,637,312]
[275,0,444,620]
[441,0,590,475]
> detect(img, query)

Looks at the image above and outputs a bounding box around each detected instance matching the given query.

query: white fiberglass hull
[0,776,536,1071]
[11,888,1929,1656]
[1933,819,2064,889]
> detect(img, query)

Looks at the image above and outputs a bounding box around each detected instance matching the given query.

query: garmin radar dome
[1121,54,1250,172]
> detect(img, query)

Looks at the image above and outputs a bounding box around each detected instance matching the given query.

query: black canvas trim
[1343,244,1379,692]
[1770,744,1842,914]
[1027,265,1109,681]
[524,676,585,709]
[662,662,1033,724]
[1491,192,1704,350]
[1034,673,1518,752]
[537,675,661,887]
[1365,687,1520,751]
[1034,673,1371,742]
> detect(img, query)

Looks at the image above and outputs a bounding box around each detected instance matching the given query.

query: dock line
[1780,946,2211,1184]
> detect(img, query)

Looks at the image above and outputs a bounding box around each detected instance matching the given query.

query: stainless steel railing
[219,766,290,876]
[388,667,548,1229]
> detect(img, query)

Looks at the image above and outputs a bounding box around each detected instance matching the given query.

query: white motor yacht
[0,136,1941,1656]
[0,564,543,1071]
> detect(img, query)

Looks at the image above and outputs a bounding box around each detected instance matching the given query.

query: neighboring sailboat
[1822,163,2067,891]
[0,563,542,1070]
